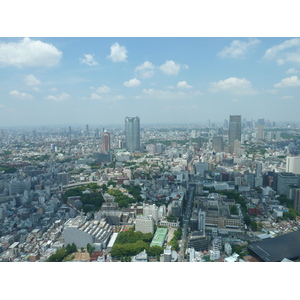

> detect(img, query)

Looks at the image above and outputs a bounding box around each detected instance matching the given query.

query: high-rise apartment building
[293,189,300,212]
[257,124,264,140]
[102,131,111,153]
[212,136,223,153]
[125,116,140,152]
[229,115,241,154]
[286,156,300,175]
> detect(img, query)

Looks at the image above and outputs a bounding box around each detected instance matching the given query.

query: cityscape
[1,37,300,266]
[1,115,300,262]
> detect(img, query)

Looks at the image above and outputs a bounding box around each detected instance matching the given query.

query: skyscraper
[229,115,241,154]
[257,124,264,140]
[102,131,111,153]
[212,136,223,153]
[125,116,140,152]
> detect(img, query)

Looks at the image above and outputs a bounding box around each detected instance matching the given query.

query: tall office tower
[255,162,263,177]
[212,136,223,153]
[86,124,89,134]
[224,119,228,129]
[125,116,140,152]
[69,126,72,134]
[257,124,264,140]
[229,115,241,154]
[293,189,300,211]
[197,136,202,148]
[286,156,300,174]
[198,209,206,235]
[102,131,111,153]
[0,129,3,139]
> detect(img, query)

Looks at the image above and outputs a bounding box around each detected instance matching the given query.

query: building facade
[229,115,241,154]
[102,131,111,153]
[125,117,140,152]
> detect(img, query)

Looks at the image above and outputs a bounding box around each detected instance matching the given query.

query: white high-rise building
[135,215,154,234]
[286,156,300,174]
[210,237,221,260]
[125,116,140,152]
[143,204,159,224]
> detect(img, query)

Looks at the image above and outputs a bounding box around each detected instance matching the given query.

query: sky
[1,36,300,127]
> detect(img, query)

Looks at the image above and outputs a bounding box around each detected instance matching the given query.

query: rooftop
[248,230,300,262]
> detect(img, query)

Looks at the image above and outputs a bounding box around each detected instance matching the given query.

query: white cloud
[274,75,300,88]
[262,38,300,65]
[0,104,5,108]
[24,74,41,86]
[177,81,192,89]
[9,90,34,99]
[135,61,155,78]
[50,88,57,92]
[0,37,62,68]
[209,77,257,95]
[124,78,140,87]
[107,42,127,62]
[114,95,125,100]
[96,85,111,93]
[218,38,260,58]
[282,95,294,99]
[46,92,70,102]
[90,93,103,100]
[33,87,40,91]
[139,88,201,100]
[80,54,98,66]
[159,60,181,75]
[287,68,299,74]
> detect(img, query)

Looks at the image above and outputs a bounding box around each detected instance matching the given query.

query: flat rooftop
[248,230,300,262]
[150,227,168,247]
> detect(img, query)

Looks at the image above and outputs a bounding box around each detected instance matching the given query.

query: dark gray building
[229,115,241,154]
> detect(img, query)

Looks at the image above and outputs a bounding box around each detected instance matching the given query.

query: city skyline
[0,37,300,127]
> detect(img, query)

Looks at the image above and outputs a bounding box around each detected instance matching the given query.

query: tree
[244,215,251,226]
[87,243,95,256]
[250,221,258,231]
[230,205,238,215]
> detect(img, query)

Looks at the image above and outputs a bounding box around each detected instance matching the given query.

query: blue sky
[1,37,300,127]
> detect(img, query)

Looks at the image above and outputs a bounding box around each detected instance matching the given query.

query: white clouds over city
[177,81,192,89]
[107,42,127,62]
[124,78,140,87]
[96,85,111,93]
[263,38,300,65]
[209,77,258,95]
[159,60,182,75]
[218,38,261,58]
[9,90,34,99]
[90,93,103,100]
[274,76,300,88]
[24,74,41,86]
[46,92,71,102]
[80,54,98,66]
[287,68,299,74]
[0,37,62,68]
[135,61,155,78]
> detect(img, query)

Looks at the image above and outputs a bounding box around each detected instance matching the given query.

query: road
[178,186,194,262]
